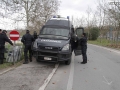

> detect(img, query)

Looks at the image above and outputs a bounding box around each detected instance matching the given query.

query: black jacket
[33,33,37,40]
[80,37,87,47]
[0,33,13,47]
[21,33,34,45]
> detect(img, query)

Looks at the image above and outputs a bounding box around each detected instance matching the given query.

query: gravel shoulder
[0,58,55,90]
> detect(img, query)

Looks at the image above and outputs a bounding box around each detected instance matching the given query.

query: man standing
[21,30,34,64]
[2,30,8,59]
[80,33,87,64]
[33,31,38,40]
[0,29,13,64]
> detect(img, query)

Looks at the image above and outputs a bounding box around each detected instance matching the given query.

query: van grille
[40,52,58,57]
[39,46,59,51]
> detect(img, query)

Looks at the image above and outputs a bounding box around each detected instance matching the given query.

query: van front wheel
[36,56,39,62]
[65,56,71,65]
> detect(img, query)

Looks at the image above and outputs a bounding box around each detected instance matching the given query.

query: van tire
[65,56,71,65]
[36,56,39,62]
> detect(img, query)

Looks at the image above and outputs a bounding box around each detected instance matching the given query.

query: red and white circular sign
[9,30,20,41]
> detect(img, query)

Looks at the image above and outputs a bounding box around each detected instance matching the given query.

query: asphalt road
[45,44,120,90]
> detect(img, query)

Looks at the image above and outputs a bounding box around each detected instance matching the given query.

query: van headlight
[62,44,69,51]
[33,41,38,49]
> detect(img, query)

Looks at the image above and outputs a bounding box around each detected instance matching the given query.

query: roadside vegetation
[0,43,24,70]
[88,38,120,50]
[73,1,120,50]
[87,26,120,49]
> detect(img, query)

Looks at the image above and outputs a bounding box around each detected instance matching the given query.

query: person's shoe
[23,61,28,64]
[30,60,32,62]
[81,62,87,64]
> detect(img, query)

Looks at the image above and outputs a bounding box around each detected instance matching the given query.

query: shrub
[89,27,99,40]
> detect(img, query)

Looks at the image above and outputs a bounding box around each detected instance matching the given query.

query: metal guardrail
[6,46,23,62]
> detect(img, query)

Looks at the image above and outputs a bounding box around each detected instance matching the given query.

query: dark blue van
[32,17,84,65]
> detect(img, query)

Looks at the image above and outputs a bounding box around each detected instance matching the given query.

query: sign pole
[13,41,15,65]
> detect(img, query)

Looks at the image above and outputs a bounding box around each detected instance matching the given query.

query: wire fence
[5,38,23,63]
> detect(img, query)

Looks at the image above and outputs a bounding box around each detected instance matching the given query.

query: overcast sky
[58,0,98,18]
[0,0,112,30]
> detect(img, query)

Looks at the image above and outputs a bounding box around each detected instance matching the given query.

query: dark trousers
[81,46,87,63]
[24,45,32,62]
[0,47,4,64]
[0,53,4,64]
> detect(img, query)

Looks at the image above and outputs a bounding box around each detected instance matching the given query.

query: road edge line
[67,52,74,90]
[38,63,59,90]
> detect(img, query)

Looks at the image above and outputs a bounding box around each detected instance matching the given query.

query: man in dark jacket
[2,30,8,59]
[33,31,38,40]
[0,29,13,64]
[21,30,34,64]
[80,33,87,64]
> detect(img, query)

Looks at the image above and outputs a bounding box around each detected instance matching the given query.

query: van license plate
[44,57,52,60]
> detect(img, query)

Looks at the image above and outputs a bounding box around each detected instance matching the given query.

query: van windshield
[40,27,69,37]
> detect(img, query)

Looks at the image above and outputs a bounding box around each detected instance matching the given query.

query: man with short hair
[80,33,87,64]
[21,30,34,64]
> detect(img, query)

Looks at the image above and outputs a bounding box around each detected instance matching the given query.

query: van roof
[45,18,72,28]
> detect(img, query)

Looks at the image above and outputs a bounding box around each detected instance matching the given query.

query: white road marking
[89,44,120,54]
[103,76,112,85]
[38,63,59,90]
[67,53,74,90]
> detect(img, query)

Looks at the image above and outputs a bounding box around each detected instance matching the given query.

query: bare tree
[96,0,107,43]
[73,16,86,28]
[0,0,60,30]
[86,6,92,39]
[29,0,60,32]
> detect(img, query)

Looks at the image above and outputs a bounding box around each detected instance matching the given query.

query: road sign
[9,30,20,41]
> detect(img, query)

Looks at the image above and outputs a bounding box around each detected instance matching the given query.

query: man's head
[34,31,36,33]
[2,30,7,34]
[26,30,30,33]
[82,33,86,37]
[34,31,37,34]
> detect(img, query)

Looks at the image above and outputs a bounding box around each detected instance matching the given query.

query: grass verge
[88,38,120,50]
[0,44,24,70]
[0,60,23,70]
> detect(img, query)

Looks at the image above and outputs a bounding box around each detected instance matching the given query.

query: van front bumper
[33,49,71,62]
